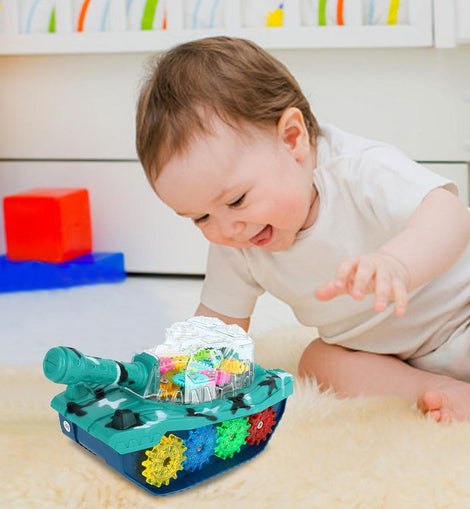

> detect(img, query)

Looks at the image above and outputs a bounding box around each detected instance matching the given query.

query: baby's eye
[228,194,246,208]
[193,214,209,225]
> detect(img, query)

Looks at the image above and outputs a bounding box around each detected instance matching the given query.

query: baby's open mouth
[249,225,273,246]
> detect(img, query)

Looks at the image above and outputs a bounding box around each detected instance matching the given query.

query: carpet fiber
[3,327,470,508]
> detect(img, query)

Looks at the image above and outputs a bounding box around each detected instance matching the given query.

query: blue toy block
[0,252,126,293]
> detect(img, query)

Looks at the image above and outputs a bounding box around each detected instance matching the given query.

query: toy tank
[43,317,293,495]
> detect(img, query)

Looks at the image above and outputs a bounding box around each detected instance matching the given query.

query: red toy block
[3,188,93,263]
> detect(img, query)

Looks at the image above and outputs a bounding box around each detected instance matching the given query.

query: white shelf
[0,23,434,55]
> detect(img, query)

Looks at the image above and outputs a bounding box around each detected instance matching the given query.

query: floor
[0,275,298,364]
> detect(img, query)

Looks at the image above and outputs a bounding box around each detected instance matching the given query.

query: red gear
[246,406,277,445]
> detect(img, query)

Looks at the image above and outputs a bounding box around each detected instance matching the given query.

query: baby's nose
[220,220,245,238]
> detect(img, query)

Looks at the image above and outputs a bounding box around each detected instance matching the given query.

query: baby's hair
[136,36,320,185]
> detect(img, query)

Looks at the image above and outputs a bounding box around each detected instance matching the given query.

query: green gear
[194,349,212,361]
[214,417,249,460]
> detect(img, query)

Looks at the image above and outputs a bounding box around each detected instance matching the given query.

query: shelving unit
[1,0,468,274]
[0,0,435,55]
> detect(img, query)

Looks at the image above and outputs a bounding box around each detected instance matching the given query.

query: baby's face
[154,115,316,252]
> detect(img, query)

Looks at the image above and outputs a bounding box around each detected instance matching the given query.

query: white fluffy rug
[3,327,470,509]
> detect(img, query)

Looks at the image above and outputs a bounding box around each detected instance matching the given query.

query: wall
[1,45,469,272]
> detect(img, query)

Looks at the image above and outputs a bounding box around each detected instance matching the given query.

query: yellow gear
[141,434,187,487]
[158,386,181,399]
[217,359,244,374]
[159,369,180,397]
[172,355,189,370]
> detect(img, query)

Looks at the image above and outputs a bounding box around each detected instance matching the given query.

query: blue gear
[182,425,217,472]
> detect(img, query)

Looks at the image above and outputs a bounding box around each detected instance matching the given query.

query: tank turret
[43,346,159,397]
[43,317,294,495]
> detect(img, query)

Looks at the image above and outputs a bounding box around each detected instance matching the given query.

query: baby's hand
[314,252,411,316]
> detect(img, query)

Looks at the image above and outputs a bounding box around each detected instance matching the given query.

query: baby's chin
[257,235,296,252]
[262,243,293,252]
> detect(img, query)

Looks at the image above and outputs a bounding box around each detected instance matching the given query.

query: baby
[136,36,470,422]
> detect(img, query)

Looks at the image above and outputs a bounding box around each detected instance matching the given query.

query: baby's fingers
[392,279,408,316]
[333,257,359,293]
[314,280,346,301]
[351,259,376,300]
[373,269,392,313]
[373,272,408,316]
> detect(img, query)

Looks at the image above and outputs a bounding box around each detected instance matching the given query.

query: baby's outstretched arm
[315,187,470,315]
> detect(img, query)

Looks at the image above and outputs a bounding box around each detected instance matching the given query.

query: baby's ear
[277,107,310,161]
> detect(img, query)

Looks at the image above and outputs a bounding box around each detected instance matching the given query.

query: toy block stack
[1,188,126,292]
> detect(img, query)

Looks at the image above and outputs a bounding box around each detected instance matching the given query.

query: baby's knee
[298,338,323,379]
[298,338,352,388]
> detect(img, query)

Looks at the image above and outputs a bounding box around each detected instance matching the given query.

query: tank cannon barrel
[43,346,159,392]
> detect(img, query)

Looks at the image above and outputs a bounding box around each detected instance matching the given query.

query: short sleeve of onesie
[200,243,264,318]
[354,146,458,234]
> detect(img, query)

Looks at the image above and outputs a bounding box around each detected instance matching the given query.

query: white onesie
[201,125,470,376]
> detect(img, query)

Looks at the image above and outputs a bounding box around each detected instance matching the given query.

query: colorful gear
[182,425,217,471]
[189,360,212,371]
[141,434,187,487]
[201,369,231,385]
[172,372,209,387]
[194,348,212,361]
[217,359,245,374]
[159,357,175,375]
[246,406,277,445]
[168,355,189,370]
[159,369,181,398]
[214,417,249,459]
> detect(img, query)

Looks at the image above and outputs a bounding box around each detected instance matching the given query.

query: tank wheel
[214,417,250,460]
[183,425,217,471]
[141,434,187,487]
[246,406,277,445]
